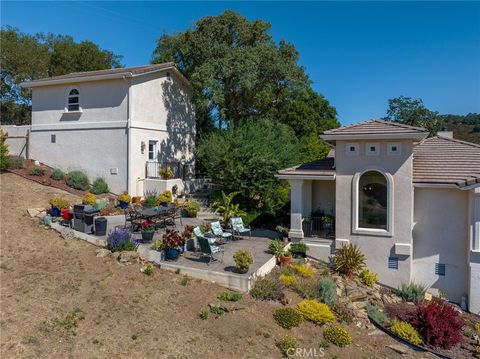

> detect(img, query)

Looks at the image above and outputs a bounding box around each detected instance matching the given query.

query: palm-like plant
[333,243,366,277]
[211,191,246,224]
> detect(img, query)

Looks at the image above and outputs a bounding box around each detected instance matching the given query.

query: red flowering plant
[162,230,183,250]
[140,220,155,233]
[410,300,464,349]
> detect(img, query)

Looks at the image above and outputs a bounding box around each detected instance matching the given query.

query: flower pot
[141,231,155,243]
[161,202,168,208]
[187,210,197,218]
[51,207,61,217]
[132,196,141,204]
[236,266,249,274]
[292,251,306,259]
[279,256,293,266]
[166,248,180,260]
[119,201,129,209]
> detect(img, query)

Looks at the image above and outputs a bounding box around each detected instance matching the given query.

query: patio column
[288,179,304,240]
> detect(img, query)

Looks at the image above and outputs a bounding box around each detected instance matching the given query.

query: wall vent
[435,263,446,276]
[388,256,398,269]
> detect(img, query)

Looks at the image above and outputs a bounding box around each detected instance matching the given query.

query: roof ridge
[324,119,427,134]
[66,63,173,76]
[371,119,427,132]
[427,135,480,149]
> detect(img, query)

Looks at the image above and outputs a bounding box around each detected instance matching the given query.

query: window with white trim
[358,171,388,230]
[366,143,379,156]
[387,143,401,155]
[148,140,158,161]
[67,88,80,112]
[345,143,359,156]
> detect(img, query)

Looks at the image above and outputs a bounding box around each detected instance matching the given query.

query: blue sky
[2,1,479,125]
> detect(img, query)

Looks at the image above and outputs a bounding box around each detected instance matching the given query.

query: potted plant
[49,197,70,217]
[321,214,335,230]
[159,168,174,180]
[140,220,155,242]
[233,250,254,274]
[82,192,97,206]
[290,242,308,258]
[184,199,200,218]
[275,225,289,239]
[181,225,195,251]
[279,250,293,266]
[116,191,131,209]
[132,196,141,204]
[163,230,183,260]
[158,190,173,207]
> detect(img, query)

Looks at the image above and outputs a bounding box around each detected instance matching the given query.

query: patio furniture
[230,217,251,238]
[211,221,233,241]
[196,235,224,264]
[193,226,217,245]
[125,207,143,232]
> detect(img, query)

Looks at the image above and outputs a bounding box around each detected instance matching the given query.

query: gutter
[21,72,134,88]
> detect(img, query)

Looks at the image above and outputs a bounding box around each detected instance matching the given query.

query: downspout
[123,74,133,193]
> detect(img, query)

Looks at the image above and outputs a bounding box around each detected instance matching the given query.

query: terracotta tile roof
[413,136,480,188]
[277,156,335,177]
[23,62,180,85]
[323,119,427,135]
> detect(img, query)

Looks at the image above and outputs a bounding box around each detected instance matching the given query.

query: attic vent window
[346,143,359,156]
[51,134,56,143]
[388,256,398,269]
[67,88,80,112]
[435,263,446,276]
[388,143,401,155]
[366,143,380,156]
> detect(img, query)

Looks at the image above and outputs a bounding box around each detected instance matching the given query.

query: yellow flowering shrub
[294,264,314,278]
[323,326,352,347]
[297,299,335,325]
[390,320,422,345]
[279,274,296,286]
[82,192,96,206]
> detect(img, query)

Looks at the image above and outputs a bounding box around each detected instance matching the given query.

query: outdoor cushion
[211,221,233,239]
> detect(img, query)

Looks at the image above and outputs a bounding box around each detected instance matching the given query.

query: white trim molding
[352,168,394,237]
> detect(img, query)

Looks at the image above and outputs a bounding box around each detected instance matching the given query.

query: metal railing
[145,161,185,180]
[302,217,335,239]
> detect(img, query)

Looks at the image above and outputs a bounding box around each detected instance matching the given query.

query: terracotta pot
[132,196,141,204]
[279,256,293,266]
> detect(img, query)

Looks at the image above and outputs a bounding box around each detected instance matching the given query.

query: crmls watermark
[286,348,325,357]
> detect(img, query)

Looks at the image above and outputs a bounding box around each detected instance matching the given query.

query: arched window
[67,88,80,111]
[358,171,388,230]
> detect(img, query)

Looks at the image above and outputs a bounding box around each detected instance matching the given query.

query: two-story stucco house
[19,63,195,196]
[278,120,480,313]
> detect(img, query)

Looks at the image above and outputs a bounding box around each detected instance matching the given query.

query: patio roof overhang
[276,173,336,180]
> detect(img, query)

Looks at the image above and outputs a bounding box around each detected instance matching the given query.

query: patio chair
[210,221,233,241]
[124,207,143,232]
[196,235,224,264]
[193,226,216,245]
[230,217,251,238]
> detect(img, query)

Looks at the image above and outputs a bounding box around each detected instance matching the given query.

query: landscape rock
[367,329,385,336]
[118,251,139,264]
[96,248,111,258]
[27,208,40,218]
[387,344,408,355]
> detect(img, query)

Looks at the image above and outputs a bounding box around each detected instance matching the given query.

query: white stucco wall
[29,78,129,193]
[1,125,30,157]
[312,180,336,215]
[412,187,469,304]
[335,140,414,288]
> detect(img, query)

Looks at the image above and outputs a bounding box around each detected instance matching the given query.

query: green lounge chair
[193,226,216,245]
[196,235,224,264]
[210,221,233,241]
[230,217,251,238]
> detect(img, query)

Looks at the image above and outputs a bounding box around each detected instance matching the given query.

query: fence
[1,125,30,158]
[302,217,335,239]
[145,161,185,180]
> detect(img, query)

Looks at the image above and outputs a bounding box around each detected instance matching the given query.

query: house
[17,63,196,196]
[278,120,480,313]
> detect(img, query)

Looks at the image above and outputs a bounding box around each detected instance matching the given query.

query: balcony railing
[302,216,335,239]
[146,161,185,180]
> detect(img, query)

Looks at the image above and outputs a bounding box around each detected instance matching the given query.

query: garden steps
[303,238,334,262]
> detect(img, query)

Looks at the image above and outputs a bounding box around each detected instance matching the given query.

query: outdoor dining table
[139,207,170,220]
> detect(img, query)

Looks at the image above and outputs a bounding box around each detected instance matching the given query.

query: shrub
[279,274,296,286]
[199,310,209,320]
[294,264,314,278]
[217,291,242,302]
[233,250,253,272]
[144,195,158,208]
[318,277,337,306]
[91,177,109,194]
[250,277,283,301]
[398,282,426,303]
[8,155,24,169]
[82,192,97,206]
[50,168,65,180]
[297,299,336,325]
[293,278,318,299]
[184,199,200,215]
[333,243,365,276]
[150,239,164,251]
[273,307,303,329]
[410,301,463,349]
[142,264,154,276]
[276,334,298,357]
[49,197,70,210]
[358,269,378,287]
[331,304,354,324]
[0,130,10,170]
[268,239,284,257]
[366,304,389,325]
[116,191,131,204]
[159,168,174,179]
[66,170,90,190]
[323,326,352,347]
[476,322,480,334]
[159,190,173,204]
[290,242,308,254]
[390,320,422,345]
[28,165,45,176]
[106,228,137,252]
[209,305,225,316]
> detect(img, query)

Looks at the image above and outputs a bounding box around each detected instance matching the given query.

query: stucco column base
[288,228,304,241]
[468,258,480,314]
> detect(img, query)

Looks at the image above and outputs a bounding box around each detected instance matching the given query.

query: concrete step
[303,239,334,263]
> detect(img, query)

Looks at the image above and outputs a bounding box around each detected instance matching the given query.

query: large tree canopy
[152,10,339,138]
[1,27,122,124]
